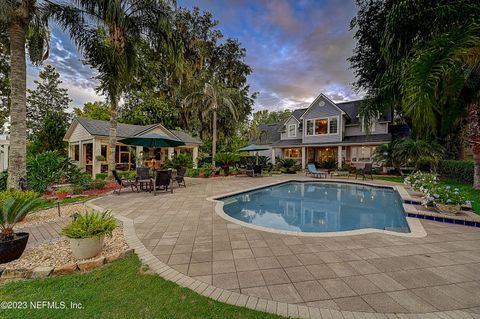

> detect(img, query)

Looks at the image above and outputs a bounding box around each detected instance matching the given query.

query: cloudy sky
[27,0,362,111]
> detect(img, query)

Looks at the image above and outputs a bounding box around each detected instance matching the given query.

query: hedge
[438,160,474,184]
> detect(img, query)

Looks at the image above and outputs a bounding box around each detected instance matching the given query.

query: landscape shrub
[0,172,7,191]
[318,159,337,169]
[89,179,107,190]
[200,163,213,177]
[438,160,474,184]
[95,173,108,181]
[164,153,193,169]
[214,152,240,166]
[186,168,200,177]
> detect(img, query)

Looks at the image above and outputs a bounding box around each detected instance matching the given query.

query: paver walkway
[91,175,480,317]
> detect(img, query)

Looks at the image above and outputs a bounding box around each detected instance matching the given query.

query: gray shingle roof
[249,122,282,145]
[336,100,392,124]
[75,118,201,144]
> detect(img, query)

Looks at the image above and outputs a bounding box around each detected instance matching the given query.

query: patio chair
[136,167,151,191]
[355,163,374,180]
[246,164,255,177]
[175,166,187,187]
[306,163,327,178]
[153,170,173,195]
[112,170,139,195]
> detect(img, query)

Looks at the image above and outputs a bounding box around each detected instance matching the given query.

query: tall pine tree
[27,64,71,136]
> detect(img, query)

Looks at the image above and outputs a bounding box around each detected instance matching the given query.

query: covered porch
[68,137,199,176]
[272,144,379,170]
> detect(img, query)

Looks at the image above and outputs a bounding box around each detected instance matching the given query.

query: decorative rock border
[0,249,134,281]
[86,199,480,319]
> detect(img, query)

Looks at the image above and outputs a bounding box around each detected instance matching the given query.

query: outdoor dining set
[112,167,186,196]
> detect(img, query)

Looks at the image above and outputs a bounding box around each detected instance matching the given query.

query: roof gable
[299,93,345,120]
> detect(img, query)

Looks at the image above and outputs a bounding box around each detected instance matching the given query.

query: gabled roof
[65,118,201,144]
[336,100,392,124]
[299,93,346,120]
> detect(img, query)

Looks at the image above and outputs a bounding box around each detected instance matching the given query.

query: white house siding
[69,123,92,142]
[302,97,343,144]
[344,122,388,136]
[280,117,301,140]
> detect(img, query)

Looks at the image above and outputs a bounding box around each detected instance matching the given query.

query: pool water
[221,182,410,233]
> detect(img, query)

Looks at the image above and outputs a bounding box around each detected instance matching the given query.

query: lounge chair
[175,166,186,187]
[306,163,327,178]
[153,170,173,195]
[355,163,374,180]
[112,170,139,195]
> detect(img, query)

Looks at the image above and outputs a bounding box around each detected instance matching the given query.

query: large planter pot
[435,203,461,215]
[0,232,29,264]
[69,236,104,260]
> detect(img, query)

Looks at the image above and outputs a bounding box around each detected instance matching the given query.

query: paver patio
[91,175,480,316]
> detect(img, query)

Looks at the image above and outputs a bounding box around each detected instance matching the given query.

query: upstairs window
[305,117,339,136]
[287,124,296,137]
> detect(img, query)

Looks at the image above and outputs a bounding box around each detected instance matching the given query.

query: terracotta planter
[0,232,29,264]
[69,236,104,260]
[435,203,461,215]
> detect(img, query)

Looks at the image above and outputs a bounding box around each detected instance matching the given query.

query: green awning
[119,134,185,148]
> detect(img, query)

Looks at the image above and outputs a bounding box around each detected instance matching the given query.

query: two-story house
[252,93,392,169]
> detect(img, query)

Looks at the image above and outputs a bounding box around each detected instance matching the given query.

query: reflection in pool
[221,182,410,233]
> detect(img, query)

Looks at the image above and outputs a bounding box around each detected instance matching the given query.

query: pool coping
[86,194,479,319]
[207,179,427,238]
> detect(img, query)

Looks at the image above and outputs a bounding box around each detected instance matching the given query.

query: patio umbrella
[119,134,185,148]
[238,144,271,164]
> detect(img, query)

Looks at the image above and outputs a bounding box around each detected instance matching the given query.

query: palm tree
[393,138,444,171]
[50,0,173,176]
[1,0,50,189]
[185,82,237,166]
[359,1,480,188]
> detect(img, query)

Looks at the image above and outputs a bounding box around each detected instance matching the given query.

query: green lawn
[0,256,283,319]
[373,175,480,214]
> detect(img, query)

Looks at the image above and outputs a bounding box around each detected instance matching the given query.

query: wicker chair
[112,170,139,194]
[153,170,173,195]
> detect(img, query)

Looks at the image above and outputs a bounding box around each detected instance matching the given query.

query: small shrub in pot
[62,210,117,260]
[0,195,43,263]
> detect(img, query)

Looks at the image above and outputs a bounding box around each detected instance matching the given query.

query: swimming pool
[220,181,410,234]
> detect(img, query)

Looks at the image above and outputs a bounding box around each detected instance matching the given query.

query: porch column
[175,147,181,155]
[92,139,102,176]
[160,148,165,163]
[301,146,306,170]
[79,141,84,171]
[192,145,199,168]
[271,148,276,165]
[337,145,342,168]
[167,147,174,160]
[136,146,143,167]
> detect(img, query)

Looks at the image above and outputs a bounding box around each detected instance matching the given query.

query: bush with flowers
[422,185,470,214]
[404,171,439,193]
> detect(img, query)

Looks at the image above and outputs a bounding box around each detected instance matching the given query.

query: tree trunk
[7,21,27,190]
[468,102,480,189]
[108,96,119,177]
[212,109,217,167]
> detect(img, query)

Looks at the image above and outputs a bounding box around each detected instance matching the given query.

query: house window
[329,118,338,134]
[305,117,339,136]
[287,124,296,137]
[101,144,108,160]
[72,145,79,161]
[284,148,301,159]
[351,146,376,162]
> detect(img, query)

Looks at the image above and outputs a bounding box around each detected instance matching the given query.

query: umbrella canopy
[238,144,271,152]
[119,134,185,148]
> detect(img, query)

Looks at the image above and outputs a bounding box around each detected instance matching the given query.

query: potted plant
[214,152,239,176]
[62,210,117,260]
[55,186,71,200]
[422,186,470,215]
[95,155,106,162]
[0,195,42,263]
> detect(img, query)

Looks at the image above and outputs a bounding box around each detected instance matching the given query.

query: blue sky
[27,0,361,111]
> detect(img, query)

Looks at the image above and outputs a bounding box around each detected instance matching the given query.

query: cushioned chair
[306,163,327,178]
[112,170,138,195]
[355,163,374,180]
[153,170,173,195]
[175,167,186,187]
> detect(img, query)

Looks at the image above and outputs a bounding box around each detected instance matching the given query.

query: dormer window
[288,124,297,137]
